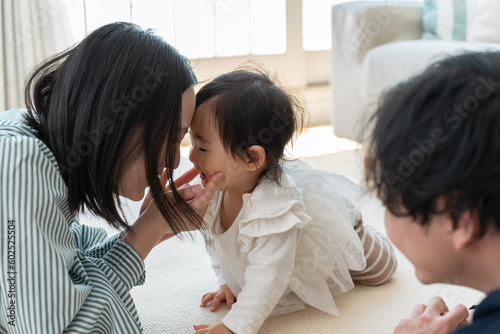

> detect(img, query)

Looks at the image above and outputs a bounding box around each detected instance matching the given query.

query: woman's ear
[246,145,266,171]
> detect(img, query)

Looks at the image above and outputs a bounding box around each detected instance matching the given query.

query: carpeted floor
[82,141,485,334]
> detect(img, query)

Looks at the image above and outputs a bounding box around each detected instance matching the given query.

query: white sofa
[330,1,500,142]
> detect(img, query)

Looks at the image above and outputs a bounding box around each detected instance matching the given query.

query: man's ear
[246,145,266,171]
[453,209,480,250]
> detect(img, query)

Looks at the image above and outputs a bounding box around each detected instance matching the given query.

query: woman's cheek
[162,145,181,172]
[173,147,181,169]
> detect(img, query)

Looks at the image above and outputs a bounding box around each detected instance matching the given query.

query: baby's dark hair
[196,69,306,183]
[365,51,500,237]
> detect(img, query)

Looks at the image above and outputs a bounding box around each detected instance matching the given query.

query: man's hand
[394,297,470,334]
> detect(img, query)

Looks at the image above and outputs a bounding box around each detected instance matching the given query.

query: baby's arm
[220,230,297,334]
[200,243,235,311]
[196,229,297,334]
[207,244,226,286]
[349,215,398,285]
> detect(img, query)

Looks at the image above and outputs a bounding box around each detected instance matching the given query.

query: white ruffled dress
[204,160,370,334]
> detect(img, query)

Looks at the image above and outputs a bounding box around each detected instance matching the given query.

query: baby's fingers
[201,292,212,301]
[226,295,235,310]
[200,292,216,307]
[193,324,209,333]
[210,294,225,312]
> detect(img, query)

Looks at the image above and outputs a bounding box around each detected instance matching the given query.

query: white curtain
[0,0,74,111]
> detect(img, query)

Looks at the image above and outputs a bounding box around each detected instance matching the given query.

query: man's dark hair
[365,51,500,237]
[24,22,199,233]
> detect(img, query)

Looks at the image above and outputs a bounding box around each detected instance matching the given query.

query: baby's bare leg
[349,215,398,285]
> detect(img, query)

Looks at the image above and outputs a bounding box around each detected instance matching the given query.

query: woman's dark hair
[365,51,500,237]
[24,22,199,233]
[195,69,306,183]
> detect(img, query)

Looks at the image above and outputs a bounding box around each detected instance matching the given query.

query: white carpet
[82,149,485,334]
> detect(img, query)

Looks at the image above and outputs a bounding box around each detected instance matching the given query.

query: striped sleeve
[349,215,398,285]
[70,224,146,288]
[0,121,144,333]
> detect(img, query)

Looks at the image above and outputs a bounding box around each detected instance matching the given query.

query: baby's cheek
[225,161,245,175]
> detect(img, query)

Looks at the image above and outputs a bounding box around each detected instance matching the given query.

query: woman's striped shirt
[0,109,145,333]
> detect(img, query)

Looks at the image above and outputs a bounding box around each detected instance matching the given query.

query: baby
[190,70,397,334]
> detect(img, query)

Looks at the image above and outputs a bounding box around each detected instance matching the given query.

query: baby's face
[188,100,249,191]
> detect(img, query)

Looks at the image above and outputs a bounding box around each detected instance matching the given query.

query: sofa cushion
[361,40,500,101]
[468,0,500,43]
[422,0,476,40]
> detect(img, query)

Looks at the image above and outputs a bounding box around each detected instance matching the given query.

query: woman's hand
[141,168,223,240]
[200,285,236,312]
[394,297,470,334]
[142,168,224,217]
[193,322,234,334]
[122,168,224,260]
[180,169,225,219]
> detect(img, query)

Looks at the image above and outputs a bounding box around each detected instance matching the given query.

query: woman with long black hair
[0,22,223,333]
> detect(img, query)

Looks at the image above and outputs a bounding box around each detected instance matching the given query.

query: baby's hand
[200,285,236,311]
[193,322,234,334]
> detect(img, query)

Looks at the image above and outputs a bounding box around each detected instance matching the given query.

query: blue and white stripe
[0,109,145,333]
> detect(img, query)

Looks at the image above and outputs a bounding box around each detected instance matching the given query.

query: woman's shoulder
[1,109,74,241]
[1,109,59,169]
[1,109,39,139]
[1,108,26,122]
[1,108,32,124]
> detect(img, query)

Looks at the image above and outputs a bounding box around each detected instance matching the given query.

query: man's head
[365,51,500,286]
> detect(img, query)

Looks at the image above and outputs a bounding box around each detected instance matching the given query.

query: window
[302,0,339,51]
[65,0,413,86]
[66,0,286,59]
